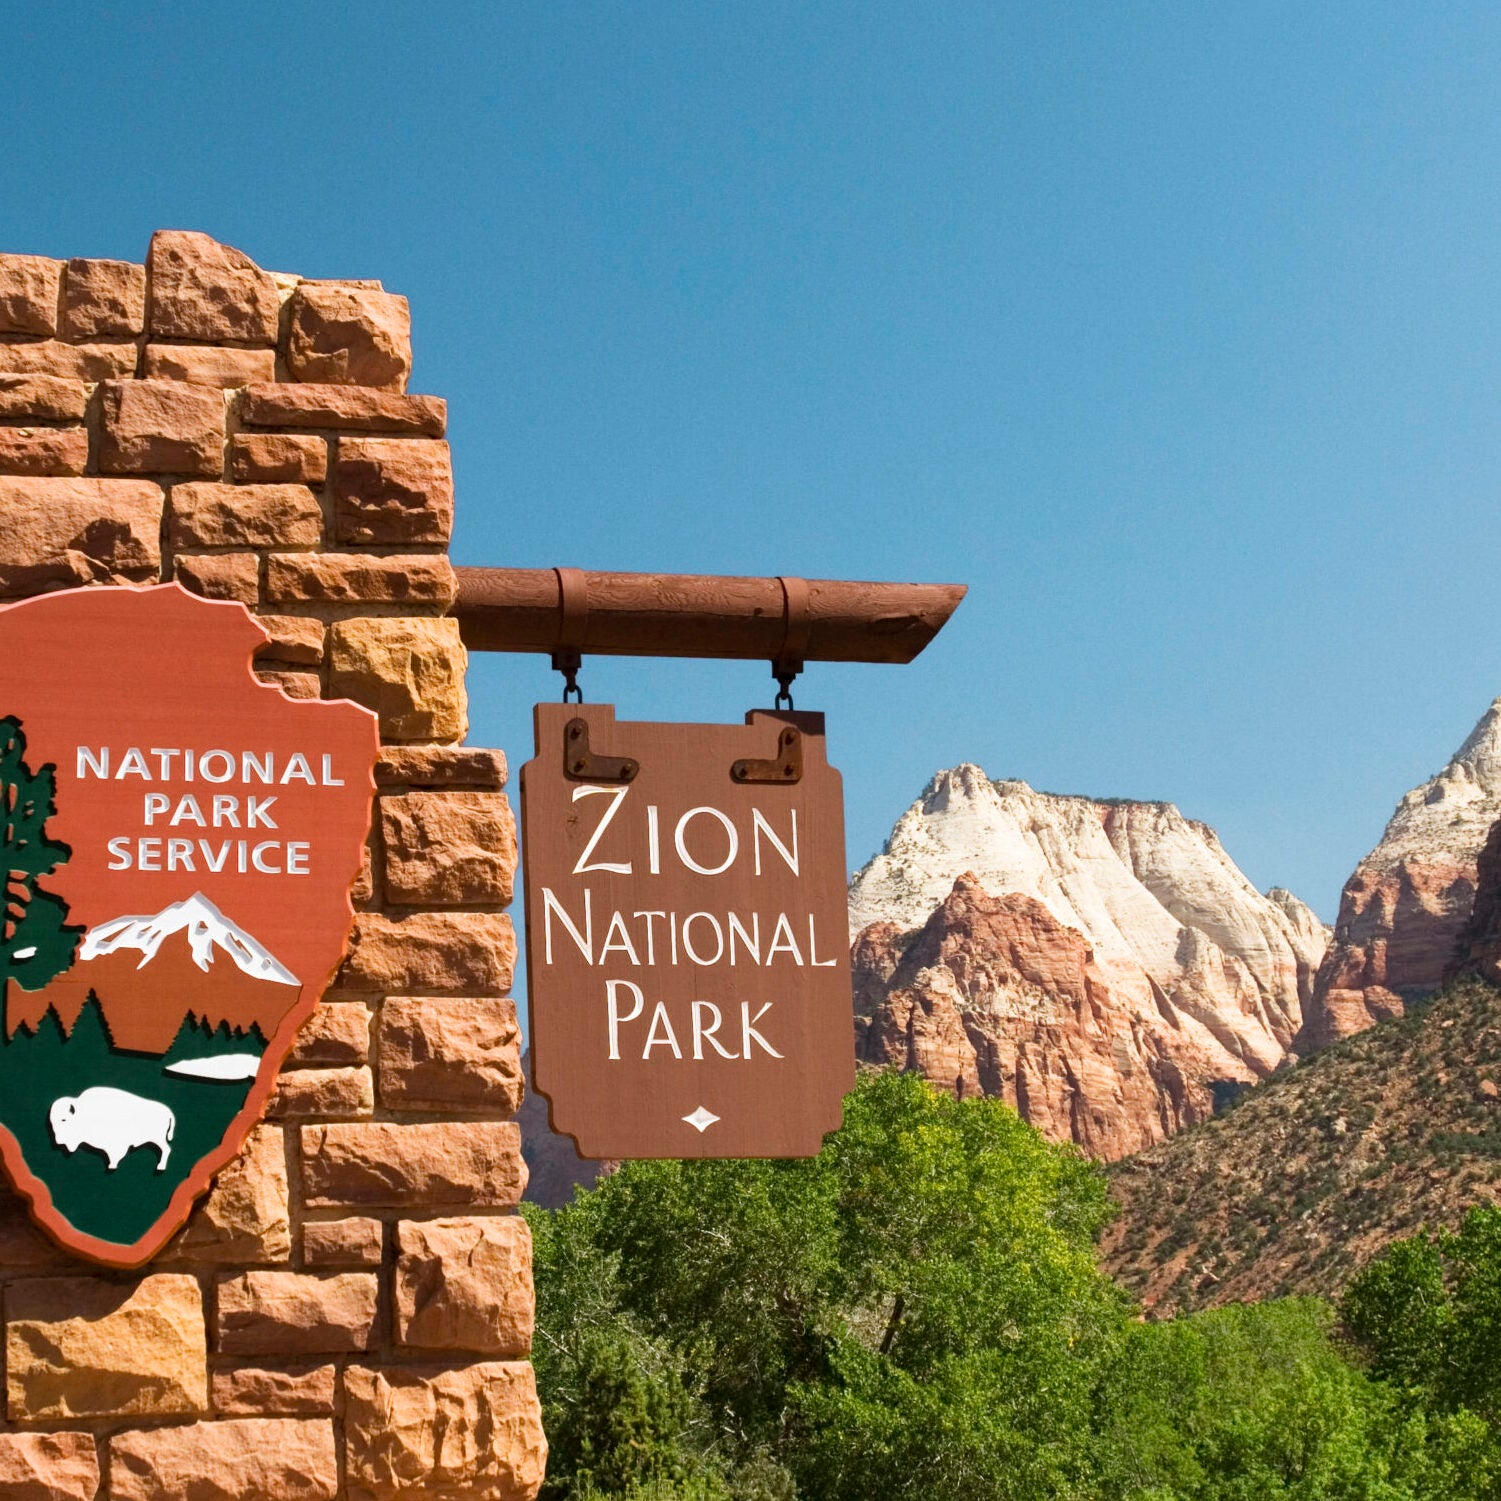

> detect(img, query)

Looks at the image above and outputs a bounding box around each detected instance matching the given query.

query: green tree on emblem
[0,717,81,994]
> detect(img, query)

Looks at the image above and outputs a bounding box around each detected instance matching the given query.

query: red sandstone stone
[303,1216,383,1267]
[285,283,412,391]
[338,911,515,994]
[256,667,322,699]
[395,1216,534,1355]
[168,481,320,548]
[0,426,88,477]
[265,552,456,606]
[146,230,280,345]
[175,551,260,603]
[0,255,62,335]
[241,382,445,435]
[268,1066,374,1118]
[334,437,453,544]
[326,616,467,742]
[0,340,137,380]
[376,745,507,788]
[0,1432,99,1501]
[216,1270,378,1355]
[61,257,146,337]
[109,1417,337,1501]
[143,343,276,387]
[343,1363,545,1501]
[0,477,161,597]
[99,379,225,476]
[0,374,89,421]
[168,1124,290,1265]
[254,613,327,665]
[212,1364,337,1417]
[381,791,514,907]
[287,1001,371,1067]
[230,432,327,484]
[301,1121,526,1209]
[378,997,524,1114]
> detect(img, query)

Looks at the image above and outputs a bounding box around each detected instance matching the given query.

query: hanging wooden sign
[0,585,377,1266]
[521,702,855,1159]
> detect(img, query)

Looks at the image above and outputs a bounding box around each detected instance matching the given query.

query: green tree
[0,716,80,995]
[528,1072,1124,1500]
[1343,1205,1501,1425]
[529,1073,1498,1501]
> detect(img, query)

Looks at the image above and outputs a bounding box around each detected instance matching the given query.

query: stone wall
[0,233,543,1501]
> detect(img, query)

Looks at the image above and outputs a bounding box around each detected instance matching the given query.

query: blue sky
[7,4,1501,924]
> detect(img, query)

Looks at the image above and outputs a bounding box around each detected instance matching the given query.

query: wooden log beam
[451,567,966,665]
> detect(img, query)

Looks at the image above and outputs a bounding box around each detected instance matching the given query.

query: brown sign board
[0,585,377,1266]
[521,702,856,1159]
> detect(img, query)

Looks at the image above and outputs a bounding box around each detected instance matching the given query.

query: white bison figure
[49,1088,175,1172]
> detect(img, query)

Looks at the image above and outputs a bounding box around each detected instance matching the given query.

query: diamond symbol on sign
[682,1106,720,1133]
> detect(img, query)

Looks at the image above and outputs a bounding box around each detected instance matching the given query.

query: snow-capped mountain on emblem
[12,894,303,1056]
[82,892,299,985]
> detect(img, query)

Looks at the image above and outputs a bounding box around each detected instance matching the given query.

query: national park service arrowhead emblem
[0,585,377,1265]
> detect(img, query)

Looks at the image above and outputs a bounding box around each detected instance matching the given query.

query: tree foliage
[0,716,80,994]
[529,1071,1501,1499]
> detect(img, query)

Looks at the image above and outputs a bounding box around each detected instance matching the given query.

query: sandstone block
[343,1363,545,1501]
[0,340,136,379]
[170,1123,290,1264]
[175,550,260,603]
[0,426,88,477]
[258,667,322,699]
[109,1417,337,1501]
[147,230,280,345]
[168,481,320,548]
[242,382,445,435]
[6,1273,207,1419]
[286,283,412,390]
[216,1271,378,1355]
[302,1121,525,1209]
[144,342,276,387]
[0,477,161,597]
[395,1217,534,1356]
[99,379,224,476]
[304,1216,384,1267]
[0,374,89,421]
[266,551,456,606]
[231,431,327,484]
[339,911,515,995]
[0,255,62,335]
[0,1189,70,1267]
[61,257,146,338]
[376,745,507,788]
[334,437,453,544]
[269,1066,375,1118]
[379,997,524,1114]
[381,791,515,907]
[353,840,376,902]
[288,1000,371,1066]
[213,1364,337,1416]
[327,616,467,741]
[255,613,326,665]
[0,1432,99,1501]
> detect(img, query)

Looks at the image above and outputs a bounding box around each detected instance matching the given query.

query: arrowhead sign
[0,586,377,1265]
[521,703,856,1159]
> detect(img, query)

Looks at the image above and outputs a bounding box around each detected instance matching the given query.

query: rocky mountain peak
[850,767,1328,1159]
[1298,695,1501,1053]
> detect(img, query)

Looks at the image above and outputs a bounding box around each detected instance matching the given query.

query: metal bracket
[564,717,638,783]
[731,725,802,785]
[552,567,589,702]
[771,575,810,709]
